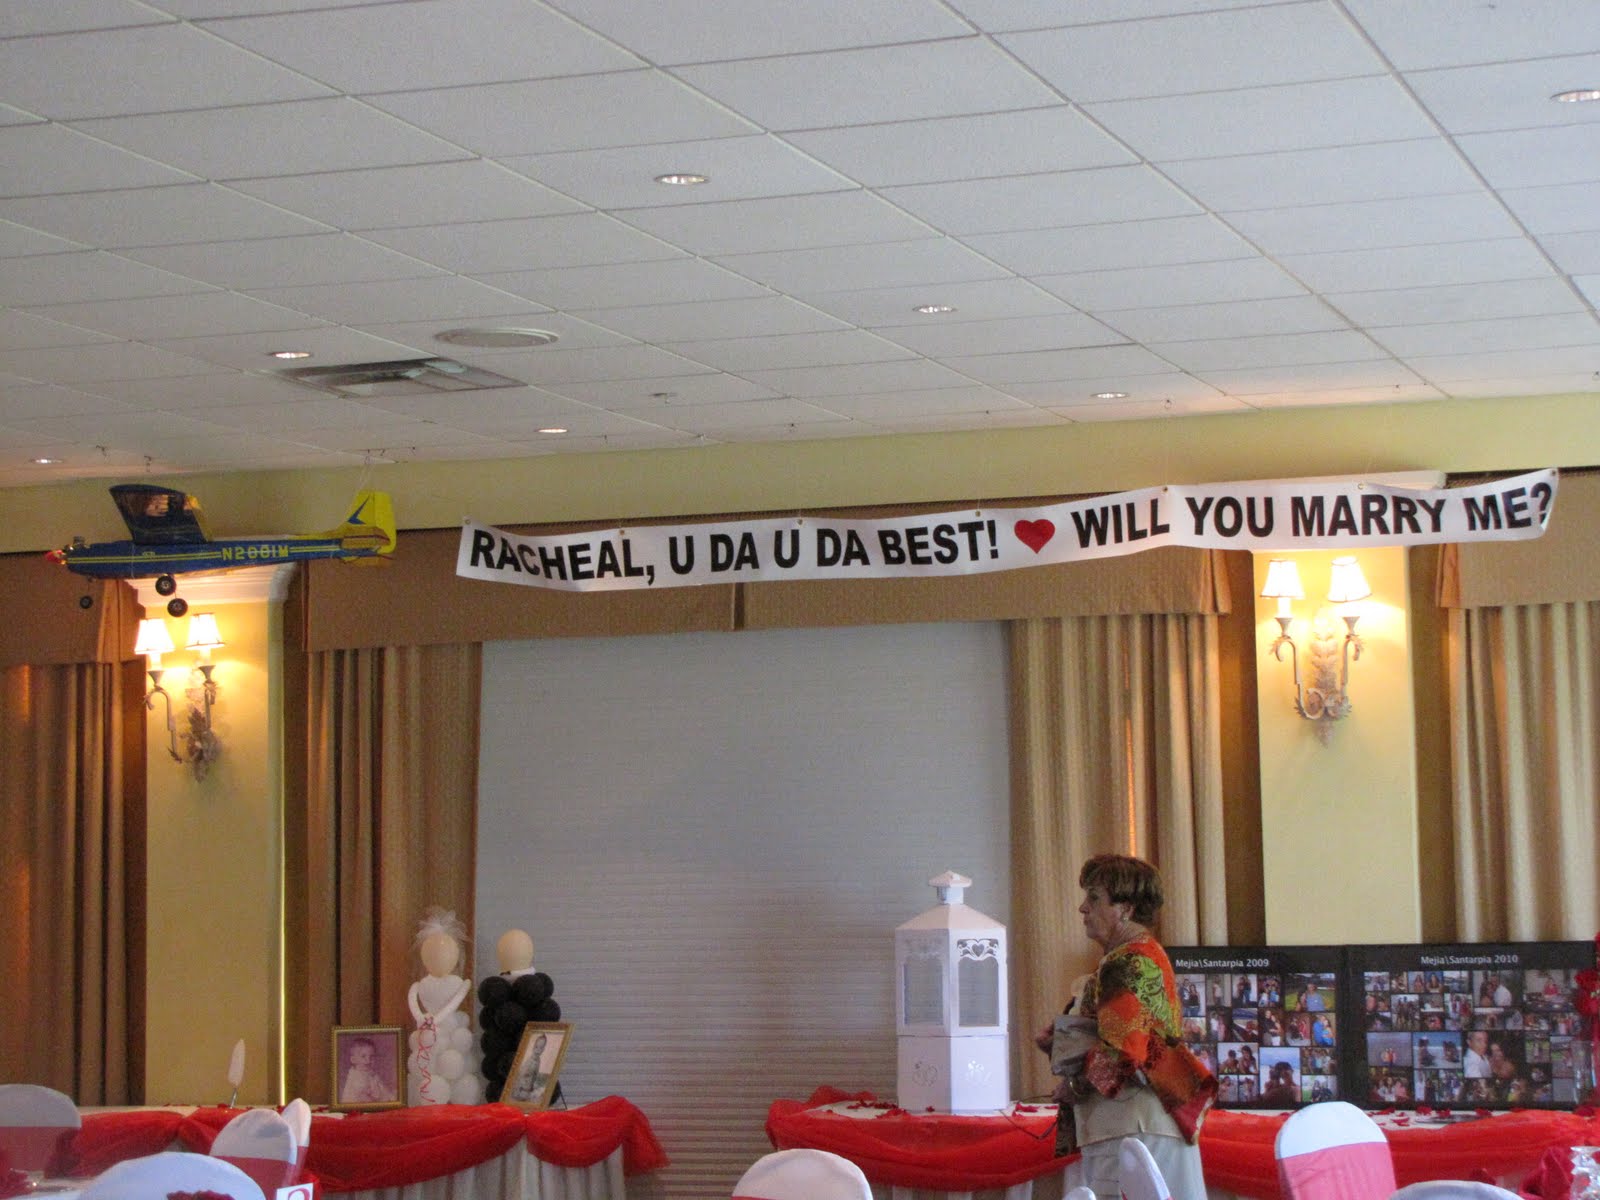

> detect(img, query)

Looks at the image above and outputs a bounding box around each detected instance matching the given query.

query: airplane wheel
[166,597,188,618]
[155,575,178,596]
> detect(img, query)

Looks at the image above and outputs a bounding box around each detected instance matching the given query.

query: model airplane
[50,484,396,615]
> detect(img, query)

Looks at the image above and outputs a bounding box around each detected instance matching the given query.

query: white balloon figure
[406,908,484,1106]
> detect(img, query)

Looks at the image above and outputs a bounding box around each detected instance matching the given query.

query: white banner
[456,469,1558,593]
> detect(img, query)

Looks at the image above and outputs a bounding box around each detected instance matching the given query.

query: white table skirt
[341,1144,627,1200]
[872,1163,1244,1200]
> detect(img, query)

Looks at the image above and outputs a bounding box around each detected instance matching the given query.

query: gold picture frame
[331,1025,405,1111]
[502,1021,573,1110]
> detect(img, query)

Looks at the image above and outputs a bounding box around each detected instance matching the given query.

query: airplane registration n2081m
[49,484,396,616]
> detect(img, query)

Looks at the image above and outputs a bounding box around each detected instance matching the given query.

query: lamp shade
[1326,556,1372,604]
[185,612,224,652]
[134,618,175,661]
[1260,558,1305,600]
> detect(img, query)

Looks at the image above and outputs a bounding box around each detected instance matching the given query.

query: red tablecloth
[62,1099,668,1193]
[767,1088,1600,1198]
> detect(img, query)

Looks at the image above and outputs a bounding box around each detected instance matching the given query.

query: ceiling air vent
[275,357,525,398]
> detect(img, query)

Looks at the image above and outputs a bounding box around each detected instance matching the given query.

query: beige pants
[1079,1131,1207,1200]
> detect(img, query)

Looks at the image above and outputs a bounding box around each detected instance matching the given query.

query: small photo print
[332,1025,404,1111]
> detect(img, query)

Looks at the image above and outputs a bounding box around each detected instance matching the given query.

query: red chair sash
[1277,1140,1396,1200]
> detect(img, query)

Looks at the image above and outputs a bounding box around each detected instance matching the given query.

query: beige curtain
[1448,602,1600,941]
[1009,614,1229,1098]
[0,661,140,1103]
[284,642,482,1102]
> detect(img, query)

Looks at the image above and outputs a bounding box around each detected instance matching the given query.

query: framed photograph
[502,1022,573,1110]
[331,1025,405,1111]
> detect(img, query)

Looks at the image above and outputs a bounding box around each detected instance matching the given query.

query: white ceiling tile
[0,25,333,120]
[1002,372,1225,406]
[1457,125,1600,189]
[965,215,1255,275]
[1243,384,1444,408]
[617,191,935,257]
[664,329,914,373]
[800,278,1078,327]
[576,297,848,343]
[357,314,629,357]
[1039,258,1305,311]
[1340,0,1600,69]
[939,344,1179,385]
[230,161,586,230]
[70,99,471,180]
[1405,345,1600,382]
[1163,140,1483,212]
[1098,296,1348,344]
[363,214,683,275]
[0,382,133,419]
[864,408,1066,433]
[1327,278,1588,327]
[947,0,1283,33]
[1279,238,1556,294]
[1500,182,1600,236]
[1223,192,1520,256]
[0,220,85,258]
[674,39,1059,130]
[243,276,546,327]
[643,397,849,433]
[1436,373,1600,399]
[739,359,980,398]
[544,0,971,64]
[0,310,119,351]
[1053,396,1250,421]
[476,259,771,310]
[1085,77,1435,162]
[1153,330,1389,372]
[452,344,713,387]
[552,373,778,409]
[877,313,1127,357]
[806,386,1030,420]
[0,184,331,248]
[784,108,1134,187]
[713,239,1009,294]
[883,166,1200,235]
[1189,360,1422,395]
[152,326,421,371]
[25,291,329,341]
[367,71,757,158]
[125,233,445,290]
[0,340,219,384]
[197,396,411,435]
[1576,275,1600,309]
[504,135,855,208]
[0,123,197,197]
[86,371,317,410]
[1369,313,1600,359]
[1540,231,1600,275]
[0,1,174,35]
[200,0,642,92]
[999,4,1384,103]
[0,252,216,307]
[1407,56,1600,135]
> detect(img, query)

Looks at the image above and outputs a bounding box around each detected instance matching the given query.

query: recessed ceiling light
[31,456,60,465]
[914,304,956,314]
[1552,88,1600,102]
[537,427,568,435]
[435,327,560,349]
[655,173,708,186]
[270,349,311,360]
[1092,391,1129,400]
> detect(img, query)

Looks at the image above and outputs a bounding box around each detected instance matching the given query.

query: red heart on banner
[1014,519,1055,553]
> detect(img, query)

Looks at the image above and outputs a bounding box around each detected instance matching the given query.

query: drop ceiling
[2,0,1598,489]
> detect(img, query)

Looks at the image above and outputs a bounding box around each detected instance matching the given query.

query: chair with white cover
[211,1107,300,1194]
[1388,1183,1523,1200]
[1275,1100,1396,1200]
[1064,1188,1097,1200]
[0,1084,80,1174]
[80,1151,267,1200]
[281,1097,312,1176]
[1118,1136,1173,1200]
[732,1149,873,1200]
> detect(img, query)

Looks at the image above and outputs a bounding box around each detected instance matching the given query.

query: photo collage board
[1168,945,1345,1108]
[1166,941,1594,1111]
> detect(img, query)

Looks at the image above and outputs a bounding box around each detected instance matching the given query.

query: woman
[1038,853,1215,1199]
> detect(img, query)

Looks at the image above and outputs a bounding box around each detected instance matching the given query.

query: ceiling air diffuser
[275,357,525,398]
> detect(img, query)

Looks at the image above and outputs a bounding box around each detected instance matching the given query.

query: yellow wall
[1254,548,1422,943]
[140,599,281,1105]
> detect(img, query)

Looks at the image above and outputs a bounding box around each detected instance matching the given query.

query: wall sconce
[133,613,224,779]
[1260,556,1372,742]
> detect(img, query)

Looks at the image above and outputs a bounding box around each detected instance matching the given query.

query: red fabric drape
[768,1090,1600,1199]
[63,1100,666,1193]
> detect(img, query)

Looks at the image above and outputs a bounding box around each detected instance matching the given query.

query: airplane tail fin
[328,490,396,556]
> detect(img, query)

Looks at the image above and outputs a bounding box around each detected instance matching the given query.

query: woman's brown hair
[1078,853,1164,926]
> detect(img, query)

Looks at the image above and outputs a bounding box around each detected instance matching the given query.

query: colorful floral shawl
[1079,934,1217,1142]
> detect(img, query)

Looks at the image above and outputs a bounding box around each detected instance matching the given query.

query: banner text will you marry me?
[455,469,1557,593]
